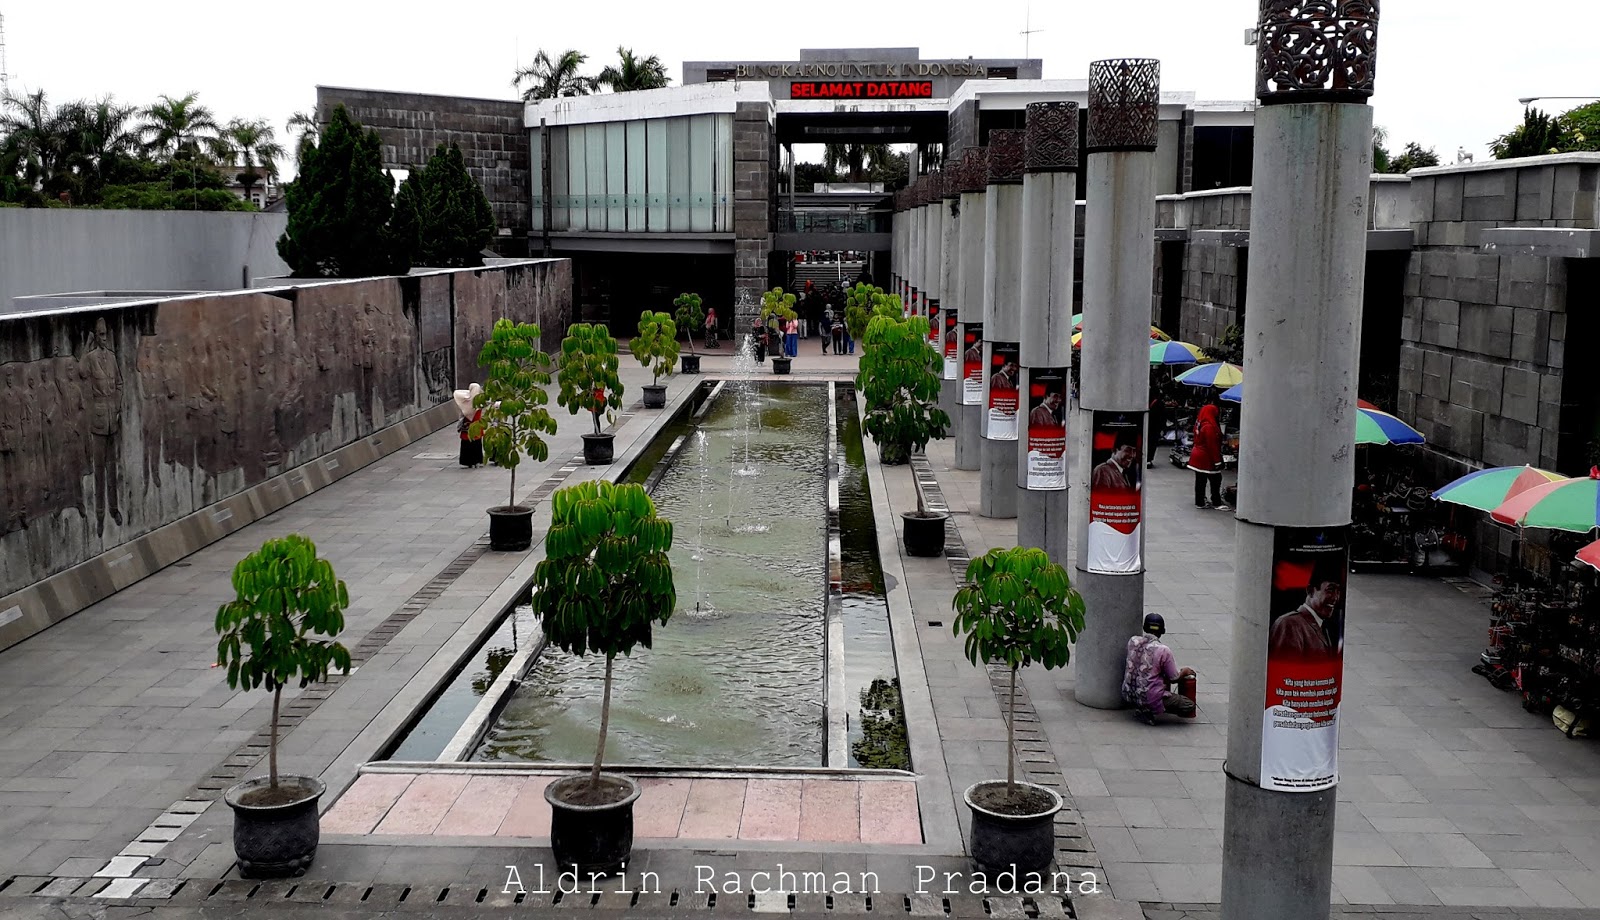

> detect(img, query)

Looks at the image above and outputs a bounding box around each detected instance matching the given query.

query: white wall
[0,209,290,312]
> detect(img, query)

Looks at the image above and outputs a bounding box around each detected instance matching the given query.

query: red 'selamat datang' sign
[790,81,935,99]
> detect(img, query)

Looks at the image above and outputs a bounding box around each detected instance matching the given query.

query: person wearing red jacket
[1186,402,1229,510]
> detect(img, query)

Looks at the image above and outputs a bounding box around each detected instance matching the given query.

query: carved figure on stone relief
[357,302,378,370]
[20,364,43,514]
[37,360,63,505]
[54,358,87,521]
[82,318,125,528]
[0,364,25,534]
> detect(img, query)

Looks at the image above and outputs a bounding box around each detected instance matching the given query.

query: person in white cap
[454,383,484,467]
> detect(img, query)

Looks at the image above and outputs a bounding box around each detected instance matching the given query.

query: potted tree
[761,287,798,375]
[857,312,951,556]
[673,293,705,374]
[215,534,353,878]
[557,323,624,465]
[471,319,558,550]
[630,310,678,410]
[533,480,675,875]
[951,546,1084,875]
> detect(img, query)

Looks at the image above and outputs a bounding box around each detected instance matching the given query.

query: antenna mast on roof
[1,12,10,98]
[1020,4,1044,60]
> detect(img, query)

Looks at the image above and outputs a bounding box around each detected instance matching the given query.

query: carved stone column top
[1086,58,1161,153]
[915,175,931,207]
[958,147,990,194]
[1026,101,1080,173]
[986,130,1026,185]
[942,161,963,199]
[928,169,947,203]
[1257,0,1379,104]
[894,189,907,212]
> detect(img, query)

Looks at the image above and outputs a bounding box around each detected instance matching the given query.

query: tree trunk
[270,683,282,790]
[1006,665,1017,797]
[590,655,614,791]
[592,409,602,436]
[509,462,517,511]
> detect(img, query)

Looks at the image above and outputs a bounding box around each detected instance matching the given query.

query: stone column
[908,178,923,316]
[924,170,946,388]
[954,147,989,471]
[1222,6,1378,920]
[938,161,963,420]
[1016,102,1079,564]
[979,129,1025,519]
[1072,59,1161,710]
[891,189,904,305]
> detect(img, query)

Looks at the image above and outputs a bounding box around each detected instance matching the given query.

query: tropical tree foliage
[277,105,413,277]
[1492,107,1569,159]
[214,534,352,792]
[556,323,624,435]
[514,49,596,101]
[856,312,949,468]
[471,319,558,510]
[672,292,704,355]
[223,119,286,203]
[1390,142,1440,173]
[531,481,675,792]
[630,310,679,386]
[1,87,279,209]
[598,48,671,92]
[415,143,496,267]
[951,547,1084,799]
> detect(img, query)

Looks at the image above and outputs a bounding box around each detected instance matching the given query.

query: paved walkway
[908,437,1600,911]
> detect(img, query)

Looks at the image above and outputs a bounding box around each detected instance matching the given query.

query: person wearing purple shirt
[1123,613,1196,723]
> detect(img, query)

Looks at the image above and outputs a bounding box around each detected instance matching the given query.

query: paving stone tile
[434,774,520,837]
[633,777,690,839]
[372,772,469,836]
[797,779,858,843]
[679,778,748,840]
[737,778,802,842]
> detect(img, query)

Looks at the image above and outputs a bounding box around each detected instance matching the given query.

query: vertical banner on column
[1261,526,1347,793]
[961,322,985,405]
[943,309,960,380]
[985,342,1020,439]
[1086,411,1143,574]
[927,300,941,351]
[1025,368,1069,489]
[908,290,917,318]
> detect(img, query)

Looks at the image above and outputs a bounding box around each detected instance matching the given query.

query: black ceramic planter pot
[902,511,949,557]
[963,781,1062,876]
[545,773,642,876]
[582,433,615,465]
[488,506,534,551]
[772,357,792,375]
[680,354,701,374]
[224,776,326,879]
[642,385,667,409]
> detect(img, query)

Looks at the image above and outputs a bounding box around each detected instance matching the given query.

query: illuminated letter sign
[789,81,935,99]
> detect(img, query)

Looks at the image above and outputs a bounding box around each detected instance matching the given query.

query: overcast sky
[6,0,1596,175]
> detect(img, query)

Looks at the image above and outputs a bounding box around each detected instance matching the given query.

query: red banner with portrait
[1261,526,1347,793]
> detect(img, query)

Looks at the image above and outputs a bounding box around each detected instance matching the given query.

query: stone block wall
[0,260,571,600]
[733,100,776,327]
[1173,190,1252,348]
[317,87,530,255]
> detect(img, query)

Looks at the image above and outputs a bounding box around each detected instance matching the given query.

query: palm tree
[1491,107,1568,160]
[59,97,140,201]
[140,92,225,163]
[597,47,670,92]
[824,143,866,182]
[287,110,319,150]
[224,118,286,204]
[1,89,70,191]
[513,49,596,102]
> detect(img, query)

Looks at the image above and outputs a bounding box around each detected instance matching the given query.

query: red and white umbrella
[1579,540,1600,574]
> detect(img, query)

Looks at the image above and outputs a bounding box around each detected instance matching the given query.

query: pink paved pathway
[324,772,922,845]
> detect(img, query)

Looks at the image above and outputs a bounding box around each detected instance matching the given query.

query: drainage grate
[2,876,1073,916]
[910,454,1105,882]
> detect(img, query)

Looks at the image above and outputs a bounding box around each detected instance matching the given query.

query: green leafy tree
[417,143,496,267]
[951,547,1084,800]
[672,292,704,355]
[470,319,558,511]
[223,118,286,204]
[286,110,320,153]
[277,104,412,277]
[1492,107,1569,159]
[630,310,678,386]
[531,481,675,792]
[760,287,798,328]
[845,283,900,343]
[214,535,352,794]
[857,312,949,467]
[514,49,597,102]
[1390,141,1440,173]
[597,48,671,92]
[1556,101,1600,152]
[1,89,70,196]
[391,173,423,263]
[1371,125,1393,173]
[556,323,624,435]
[60,97,140,203]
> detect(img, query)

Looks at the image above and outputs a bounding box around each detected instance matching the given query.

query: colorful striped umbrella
[1354,408,1425,446]
[1431,465,1568,512]
[1221,384,1381,412]
[1070,325,1172,342]
[1578,540,1600,573]
[1174,362,1244,388]
[1490,470,1600,533]
[1150,341,1205,365]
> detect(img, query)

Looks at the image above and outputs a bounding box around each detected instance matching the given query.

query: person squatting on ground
[1123,613,1196,724]
[1187,402,1229,511]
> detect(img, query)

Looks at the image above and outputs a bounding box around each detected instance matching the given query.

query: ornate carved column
[1222,5,1378,919]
